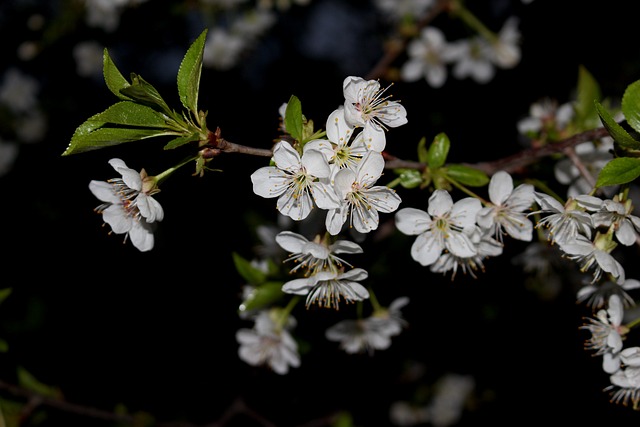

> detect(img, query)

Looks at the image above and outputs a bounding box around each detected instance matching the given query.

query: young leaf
[595,100,640,150]
[445,164,489,187]
[177,29,208,114]
[285,95,303,142]
[120,73,173,117]
[417,136,428,164]
[232,252,267,285]
[596,157,640,187]
[103,48,132,101]
[575,65,601,130]
[427,132,450,169]
[239,281,285,313]
[395,169,422,188]
[622,79,640,135]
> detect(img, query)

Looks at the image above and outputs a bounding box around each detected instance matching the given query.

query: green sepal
[103,48,132,101]
[444,164,489,187]
[177,29,207,114]
[285,95,303,142]
[163,132,202,150]
[232,252,267,285]
[596,100,640,151]
[120,73,173,117]
[239,281,285,313]
[622,79,640,135]
[574,65,601,131]
[427,132,450,169]
[394,168,422,189]
[596,157,640,188]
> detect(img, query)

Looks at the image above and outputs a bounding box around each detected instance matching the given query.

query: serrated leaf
[596,100,640,150]
[178,29,208,114]
[240,281,285,313]
[285,95,303,141]
[575,65,601,130]
[232,252,267,285]
[103,49,131,101]
[622,79,640,135]
[163,133,202,150]
[63,123,173,155]
[428,132,450,169]
[596,157,640,187]
[445,164,489,187]
[88,101,169,128]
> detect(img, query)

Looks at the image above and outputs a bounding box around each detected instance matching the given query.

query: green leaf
[428,132,450,169]
[622,79,640,135]
[239,281,285,313]
[575,65,601,130]
[232,252,267,285]
[63,120,173,155]
[87,101,170,128]
[395,169,422,189]
[103,49,132,101]
[163,133,202,150]
[120,73,173,116]
[596,157,640,187]
[596,100,640,150]
[177,29,208,114]
[445,164,489,187]
[285,95,303,141]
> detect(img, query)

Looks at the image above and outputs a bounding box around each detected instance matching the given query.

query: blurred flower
[73,40,104,78]
[236,309,300,374]
[401,27,454,88]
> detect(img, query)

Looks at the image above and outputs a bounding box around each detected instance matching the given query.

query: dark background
[1,0,640,425]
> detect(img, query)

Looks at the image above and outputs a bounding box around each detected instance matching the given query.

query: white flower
[282,268,369,309]
[373,0,434,23]
[89,158,164,252]
[0,68,39,114]
[325,296,409,354]
[577,278,640,309]
[342,76,408,152]
[489,17,521,69]
[73,40,104,78]
[251,141,341,220]
[395,190,482,267]
[427,373,475,427]
[581,294,627,374]
[203,28,245,70]
[275,231,363,275]
[446,37,495,84]
[476,171,535,242]
[516,98,574,137]
[589,196,640,246]
[303,107,367,179]
[559,234,625,284]
[326,151,402,235]
[236,310,300,375]
[430,225,502,279]
[400,27,453,88]
[554,139,614,199]
[530,192,593,245]
[0,140,18,177]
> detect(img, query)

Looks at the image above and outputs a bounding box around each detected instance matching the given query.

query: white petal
[89,180,119,203]
[251,167,287,198]
[488,171,513,205]
[395,208,431,235]
[275,231,307,253]
[282,278,312,295]
[410,232,442,266]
